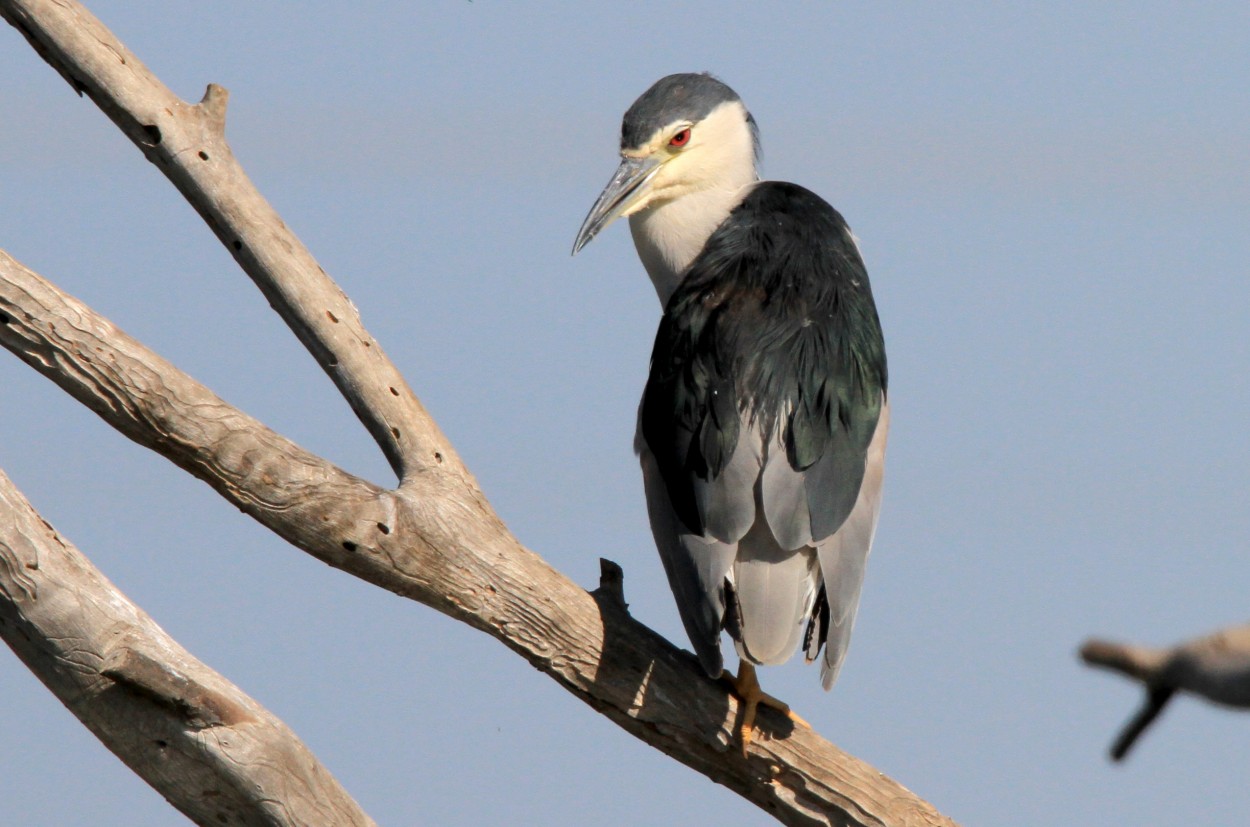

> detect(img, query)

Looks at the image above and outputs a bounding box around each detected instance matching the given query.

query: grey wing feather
[639,440,737,677]
[760,428,814,550]
[728,516,820,665]
[690,418,761,543]
[641,397,889,682]
[724,418,821,664]
[812,398,889,688]
[641,410,821,674]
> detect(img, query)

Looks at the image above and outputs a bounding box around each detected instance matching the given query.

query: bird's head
[572,73,760,255]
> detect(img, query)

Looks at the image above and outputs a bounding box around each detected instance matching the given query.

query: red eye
[669,128,691,147]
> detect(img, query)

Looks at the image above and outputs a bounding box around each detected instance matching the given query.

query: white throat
[629,181,756,307]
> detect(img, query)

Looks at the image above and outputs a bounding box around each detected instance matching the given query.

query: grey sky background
[3,2,1250,824]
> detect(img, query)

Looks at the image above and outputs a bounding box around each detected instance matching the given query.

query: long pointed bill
[571,155,662,255]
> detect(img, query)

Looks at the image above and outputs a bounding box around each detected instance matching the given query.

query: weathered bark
[0,468,376,827]
[1081,624,1250,761]
[0,1,958,824]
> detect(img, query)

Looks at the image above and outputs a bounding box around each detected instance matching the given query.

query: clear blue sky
[3,2,1250,824]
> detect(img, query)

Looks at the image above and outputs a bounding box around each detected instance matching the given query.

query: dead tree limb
[0,467,377,827]
[2,0,437,481]
[1081,625,1250,761]
[0,1,957,824]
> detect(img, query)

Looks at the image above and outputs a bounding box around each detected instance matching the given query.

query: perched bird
[573,73,888,749]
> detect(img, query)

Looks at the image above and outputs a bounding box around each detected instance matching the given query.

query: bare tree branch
[1081,624,1250,761]
[0,466,376,827]
[0,1,959,824]
[1,0,442,481]
[0,248,954,826]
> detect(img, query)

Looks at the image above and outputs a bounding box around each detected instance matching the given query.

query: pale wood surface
[0,466,377,826]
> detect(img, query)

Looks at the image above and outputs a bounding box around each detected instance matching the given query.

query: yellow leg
[722,661,810,755]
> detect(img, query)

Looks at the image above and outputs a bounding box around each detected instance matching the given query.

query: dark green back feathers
[640,181,887,541]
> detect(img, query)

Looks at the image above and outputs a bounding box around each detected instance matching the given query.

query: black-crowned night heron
[573,73,888,751]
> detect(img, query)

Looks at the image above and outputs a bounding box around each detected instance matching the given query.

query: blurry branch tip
[1080,624,1250,761]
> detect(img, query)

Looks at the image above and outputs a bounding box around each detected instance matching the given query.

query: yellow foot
[722,661,810,756]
